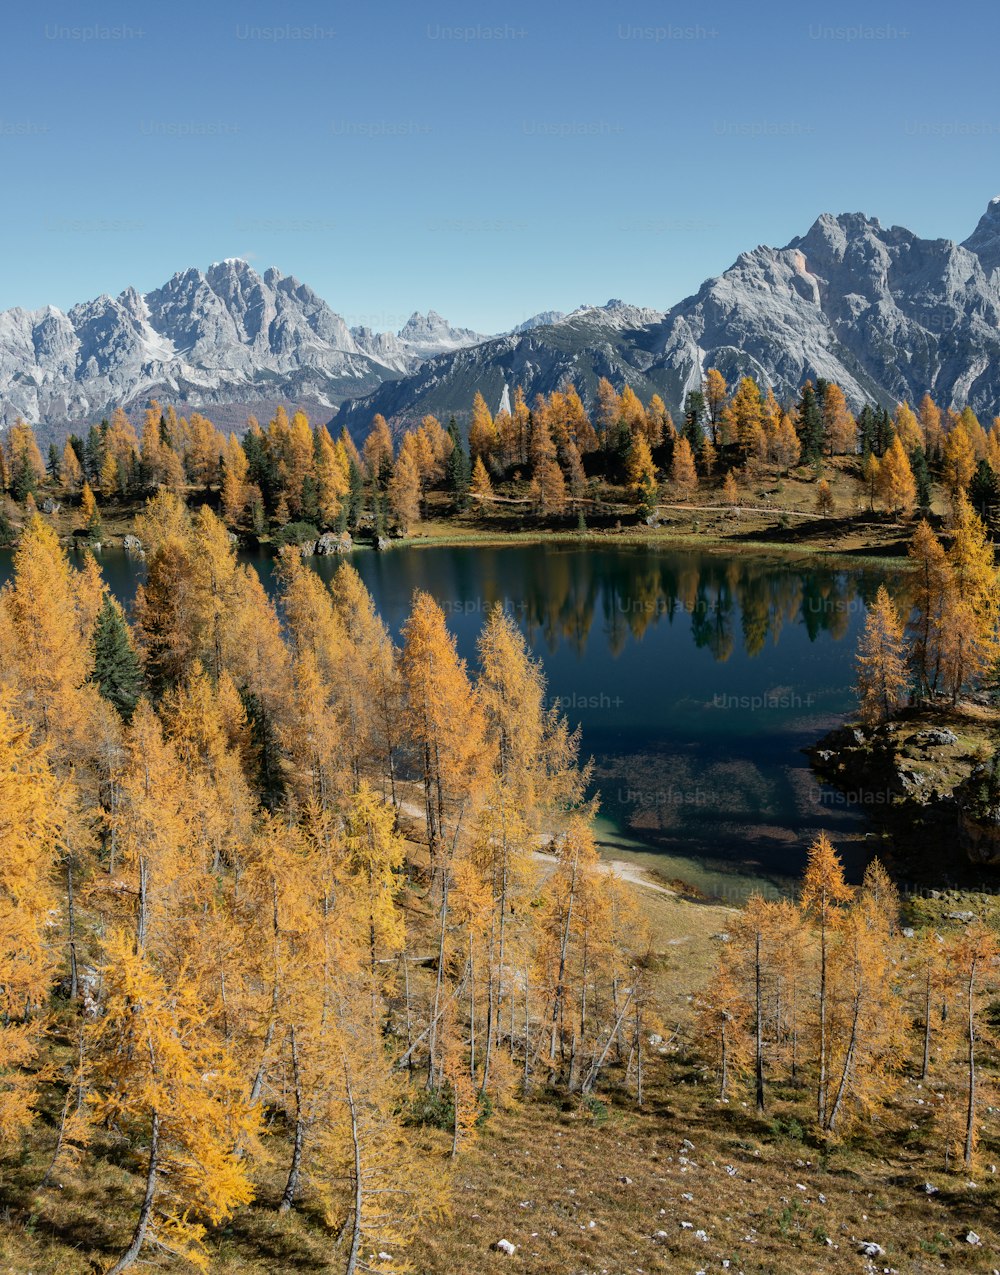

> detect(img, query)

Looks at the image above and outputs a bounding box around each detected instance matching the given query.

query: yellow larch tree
[670,436,698,496]
[943,420,976,498]
[906,519,953,699]
[824,383,856,454]
[0,696,65,1148]
[470,454,492,501]
[855,584,907,727]
[877,434,917,515]
[468,391,496,462]
[60,439,83,491]
[703,368,728,444]
[919,392,943,459]
[798,832,854,1129]
[388,447,421,534]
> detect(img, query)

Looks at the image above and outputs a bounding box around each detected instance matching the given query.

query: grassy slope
[26,455,937,567]
[3,875,1000,1274]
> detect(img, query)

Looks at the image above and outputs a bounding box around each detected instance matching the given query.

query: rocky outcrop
[0,261,488,431]
[122,534,143,554]
[337,197,1000,430]
[315,531,352,555]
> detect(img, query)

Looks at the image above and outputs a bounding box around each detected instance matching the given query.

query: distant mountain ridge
[0,259,491,434]
[334,198,1000,433]
[6,199,1000,440]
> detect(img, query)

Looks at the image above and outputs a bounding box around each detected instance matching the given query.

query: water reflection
[1,541,898,895]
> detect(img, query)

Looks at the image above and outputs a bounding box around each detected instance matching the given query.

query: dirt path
[396,797,676,897]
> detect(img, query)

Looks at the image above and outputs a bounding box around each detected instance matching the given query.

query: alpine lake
[3,539,907,902]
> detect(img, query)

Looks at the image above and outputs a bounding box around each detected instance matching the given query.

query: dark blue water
[6,541,901,898]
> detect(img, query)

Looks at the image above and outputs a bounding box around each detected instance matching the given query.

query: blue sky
[2,0,999,333]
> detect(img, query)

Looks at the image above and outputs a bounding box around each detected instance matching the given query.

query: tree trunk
[921,968,932,1081]
[827,985,862,1132]
[66,859,78,1002]
[754,929,765,1114]
[279,1027,305,1213]
[344,1066,364,1275]
[817,918,828,1127]
[964,962,978,1169]
[106,1111,159,1274]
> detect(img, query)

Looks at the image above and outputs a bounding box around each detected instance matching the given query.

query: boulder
[375,535,391,551]
[123,534,144,554]
[316,531,353,555]
[913,728,958,748]
[42,497,61,514]
[494,1239,516,1256]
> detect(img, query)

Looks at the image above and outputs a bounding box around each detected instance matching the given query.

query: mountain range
[6,198,1000,442]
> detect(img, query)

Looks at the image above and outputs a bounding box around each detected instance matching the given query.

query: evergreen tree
[47,443,60,480]
[446,416,471,510]
[857,404,877,456]
[84,425,103,482]
[91,595,143,721]
[874,407,894,457]
[796,383,823,461]
[909,445,932,510]
[300,473,320,524]
[968,459,1000,535]
[683,390,706,450]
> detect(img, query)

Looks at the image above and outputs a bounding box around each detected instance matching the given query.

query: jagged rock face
[653,209,1000,415]
[350,312,491,375]
[335,300,673,433]
[9,199,1000,436]
[337,199,1000,431]
[0,261,486,431]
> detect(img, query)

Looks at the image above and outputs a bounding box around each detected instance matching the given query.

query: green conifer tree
[91,595,144,721]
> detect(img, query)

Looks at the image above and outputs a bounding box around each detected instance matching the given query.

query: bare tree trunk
[827,986,862,1132]
[344,1066,364,1275]
[427,865,450,1090]
[965,962,978,1169]
[279,1027,305,1213]
[921,967,932,1081]
[817,920,828,1128]
[401,945,414,1073]
[754,929,765,1114]
[106,1111,159,1274]
[66,859,79,1001]
[523,965,531,1092]
[635,1002,644,1105]
[581,991,634,1096]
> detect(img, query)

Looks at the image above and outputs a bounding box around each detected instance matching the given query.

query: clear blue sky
[2,0,999,333]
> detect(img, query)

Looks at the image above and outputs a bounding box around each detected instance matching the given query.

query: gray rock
[42,497,61,514]
[858,1241,885,1258]
[913,728,959,748]
[0,261,490,430]
[375,535,391,551]
[337,197,1000,436]
[122,534,143,554]
[494,1239,516,1256]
